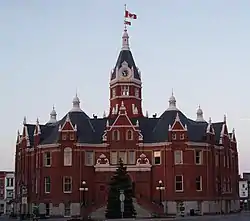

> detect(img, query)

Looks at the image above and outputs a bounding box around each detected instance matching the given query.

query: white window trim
[175,175,184,192]
[195,150,203,165]
[180,134,185,140]
[44,152,51,167]
[44,177,50,193]
[112,130,120,141]
[126,130,133,140]
[85,151,94,166]
[196,176,202,191]
[174,150,183,164]
[119,151,127,164]
[64,147,72,166]
[128,151,136,164]
[172,133,177,140]
[69,133,74,140]
[110,151,118,165]
[63,177,72,193]
[153,150,161,165]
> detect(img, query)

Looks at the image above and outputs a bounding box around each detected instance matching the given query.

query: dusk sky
[0,1,250,172]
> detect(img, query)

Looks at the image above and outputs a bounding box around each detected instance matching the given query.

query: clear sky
[0,0,250,172]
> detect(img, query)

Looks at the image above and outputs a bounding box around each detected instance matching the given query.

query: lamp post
[79,181,88,220]
[156,180,165,206]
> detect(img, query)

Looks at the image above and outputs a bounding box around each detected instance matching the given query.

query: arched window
[112,130,120,141]
[64,147,72,166]
[126,130,133,140]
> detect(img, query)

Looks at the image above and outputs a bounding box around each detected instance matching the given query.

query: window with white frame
[128,151,135,164]
[135,88,139,98]
[196,176,202,191]
[180,134,185,140]
[85,151,94,166]
[121,85,129,96]
[6,178,14,187]
[195,150,202,165]
[44,176,51,193]
[63,176,72,193]
[174,150,183,164]
[172,133,177,140]
[153,151,161,165]
[44,152,51,167]
[69,133,74,140]
[119,151,127,164]
[112,130,120,141]
[112,88,116,98]
[64,147,72,166]
[175,175,183,192]
[126,130,133,140]
[110,152,118,165]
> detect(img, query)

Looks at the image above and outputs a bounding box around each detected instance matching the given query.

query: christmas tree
[105,159,136,219]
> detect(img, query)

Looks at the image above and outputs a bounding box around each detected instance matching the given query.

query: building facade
[15,29,240,217]
[0,171,15,215]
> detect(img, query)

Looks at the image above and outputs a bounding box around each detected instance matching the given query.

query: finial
[146,111,149,118]
[66,113,70,122]
[23,116,27,125]
[103,111,106,118]
[136,120,139,127]
[198,104,200,109]
[209,117,212,124]
[36,118,39,124]
[172,88,174,96]
[224,114,226,123]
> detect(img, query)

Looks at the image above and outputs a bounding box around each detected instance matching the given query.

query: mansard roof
[21,109,226,147]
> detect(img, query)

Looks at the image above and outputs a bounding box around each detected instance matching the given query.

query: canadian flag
[125,10,137,19]
[124,20,131,26]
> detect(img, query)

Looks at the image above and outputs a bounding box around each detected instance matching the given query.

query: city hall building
[15,29,240,217]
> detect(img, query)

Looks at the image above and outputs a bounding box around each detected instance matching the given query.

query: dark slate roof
[23,109,225,146]
[111,50,140,81]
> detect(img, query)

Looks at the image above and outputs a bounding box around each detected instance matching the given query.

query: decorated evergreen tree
[105,159,136,219]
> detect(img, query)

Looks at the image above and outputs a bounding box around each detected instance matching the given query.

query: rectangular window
[44,177,51,193]
[85,151,94,166]
[196,176,202,191]
[174,150,183,164]
[153,151,161,165]
[128,151,136,164]
[44,152,51,167]
[110,152,118,165]
[63,176,72,193]
[119,151,127,164]
[121,86,129,96]
[195,150,202,165]
[175,175,183,192]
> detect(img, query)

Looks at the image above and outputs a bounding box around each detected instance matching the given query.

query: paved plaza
[1,212,250,221]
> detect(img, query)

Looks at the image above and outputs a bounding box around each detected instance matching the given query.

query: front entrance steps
[90,198,151,219]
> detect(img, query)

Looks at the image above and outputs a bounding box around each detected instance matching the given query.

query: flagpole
[124,4,127,30]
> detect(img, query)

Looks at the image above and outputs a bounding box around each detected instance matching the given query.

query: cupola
[196,105,205,122]
[167,90,178,111]
[70,93,83,112]
[48,106,57,124]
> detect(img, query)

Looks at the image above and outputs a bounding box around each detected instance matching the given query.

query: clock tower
[109,29,143,118]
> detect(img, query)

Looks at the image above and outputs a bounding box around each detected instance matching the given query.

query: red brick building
[15,29,240,217]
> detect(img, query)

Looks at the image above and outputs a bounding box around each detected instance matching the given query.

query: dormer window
[126,130,133,140]
[180,134,184,140]
[112,130,120,141]
[121,86,129,96]
[172,134,176,140]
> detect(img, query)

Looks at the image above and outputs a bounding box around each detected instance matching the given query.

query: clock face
[122,70,129,77]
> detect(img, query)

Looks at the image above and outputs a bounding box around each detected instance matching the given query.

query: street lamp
[79,181,88,220]
[156,180,165,205]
